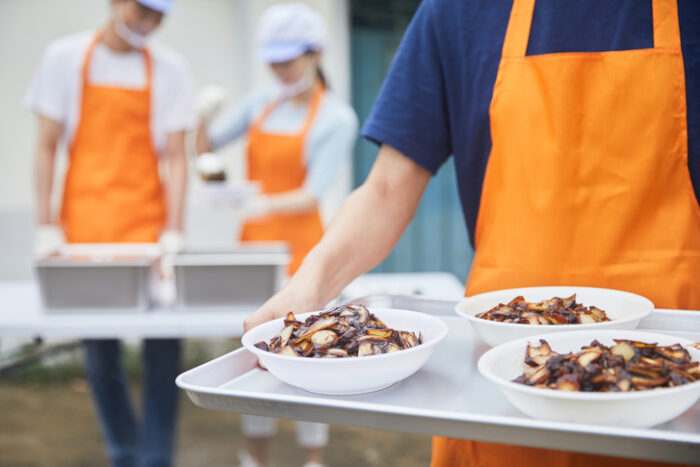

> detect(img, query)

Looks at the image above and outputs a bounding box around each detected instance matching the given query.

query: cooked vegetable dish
[255,305,423,358]
[514,338,700,391]
[476,294,610,325]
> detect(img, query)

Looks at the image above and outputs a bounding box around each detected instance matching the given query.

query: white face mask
[114,12,149,49]
[278,59,316,98]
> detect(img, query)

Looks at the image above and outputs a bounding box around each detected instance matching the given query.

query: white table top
[0,272,466,339]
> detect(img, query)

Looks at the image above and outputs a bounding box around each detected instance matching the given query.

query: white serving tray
[177,295,700,465]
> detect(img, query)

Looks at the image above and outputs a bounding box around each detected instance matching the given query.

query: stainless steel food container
[35,244,160,313]
[172,244,289,311]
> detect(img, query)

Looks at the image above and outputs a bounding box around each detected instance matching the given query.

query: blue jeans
[83,339,181,467]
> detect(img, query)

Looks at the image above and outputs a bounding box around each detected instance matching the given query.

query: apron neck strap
[251,85,326,136]
[299,85,325,135]
[80,32,153,91]
[501,0,681,59]
[652,0,681,50]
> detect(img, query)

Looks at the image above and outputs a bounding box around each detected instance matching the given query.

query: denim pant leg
[83,339,139,467]
[141,339,182,467]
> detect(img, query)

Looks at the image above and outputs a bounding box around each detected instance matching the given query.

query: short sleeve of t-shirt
[24,41,72,123]
[152,46,196,134]
[361,0,451,174]
[304,104,358,199]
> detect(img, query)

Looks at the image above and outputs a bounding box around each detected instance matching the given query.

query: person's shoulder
[320,92,358,129]
[43,30,93,62]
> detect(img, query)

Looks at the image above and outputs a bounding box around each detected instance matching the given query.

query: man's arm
[244,144,432,331]
[163,130,188,231]
[35,115,63,225]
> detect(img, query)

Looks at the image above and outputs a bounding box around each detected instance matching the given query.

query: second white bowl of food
[455,286,653,346]
[241,306,449,395]
[478,329,700,428]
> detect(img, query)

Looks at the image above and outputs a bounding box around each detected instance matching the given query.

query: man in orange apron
[26,1,192,465]
[244,1,699,465]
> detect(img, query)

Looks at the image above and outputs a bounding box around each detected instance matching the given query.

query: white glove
[195,83,229,124]
[196,152,226,178]
[240,196,272,222]
[34,224,64,258]
[159,230,185,255]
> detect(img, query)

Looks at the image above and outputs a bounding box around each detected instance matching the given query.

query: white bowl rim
[242,308,449,363]
[478,329,700,401]
[456,286,654,329]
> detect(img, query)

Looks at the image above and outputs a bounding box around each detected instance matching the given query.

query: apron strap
[80,32,153,91]
[501,0,681,59]
[652,0,682,50]
[250,98,282,133]
[299,86,325,135]
[500,0,535,59]
[250,86,326,136]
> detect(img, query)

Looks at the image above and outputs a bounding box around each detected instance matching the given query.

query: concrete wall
[0,0,351,279]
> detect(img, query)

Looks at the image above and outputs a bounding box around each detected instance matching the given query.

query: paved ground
[0,340,432,467]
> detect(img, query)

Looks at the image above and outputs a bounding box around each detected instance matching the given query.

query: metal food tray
[177,295,700,464]
[173,244,288,312]
[35,245,159,313]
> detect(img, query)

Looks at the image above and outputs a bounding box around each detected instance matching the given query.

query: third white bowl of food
[455,286,653,346]
[477,329,700,427]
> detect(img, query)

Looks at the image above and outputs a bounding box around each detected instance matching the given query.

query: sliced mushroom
[610,341,637,362]
[524,365,551,385]
[276,325,294,348]
[555,374,580,391]
[310,330,337,346]
[525,340,554,367]
[358,342,383,357]
[631,375,668,387]
[277,346,299,357]
[365,328,394,339]
[655,344,691,364]
[294,317,338,344]
[321,348,348,358]
[589,306,607,320]
[294,339,312,357]
[577,349,602,368]
[578,313,598,324]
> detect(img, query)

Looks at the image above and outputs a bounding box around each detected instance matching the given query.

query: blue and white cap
[257,3,327,63]
[135,0,174,14]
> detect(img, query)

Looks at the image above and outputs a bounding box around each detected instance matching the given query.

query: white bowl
[478,329,700,428]
[241,308,448,395]
[455,286,653,346]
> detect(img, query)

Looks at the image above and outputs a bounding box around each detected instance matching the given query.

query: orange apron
[61,34,165,243]
[433,0,700,466]
[240,87,325,275]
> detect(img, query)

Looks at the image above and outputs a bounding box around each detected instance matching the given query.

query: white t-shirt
[24,30,196,153]
[208,88,358,199]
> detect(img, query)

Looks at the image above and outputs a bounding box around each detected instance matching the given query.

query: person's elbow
[164,131,188,166]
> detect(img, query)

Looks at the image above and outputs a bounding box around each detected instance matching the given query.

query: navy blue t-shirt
[362,0,700,246]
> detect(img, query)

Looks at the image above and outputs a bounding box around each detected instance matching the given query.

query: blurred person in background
[196,4,357,467]
[25,0,194,465]
[243,0,700,467]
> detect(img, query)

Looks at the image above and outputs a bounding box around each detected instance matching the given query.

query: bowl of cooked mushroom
[478,329,700,427]
[241,304,449,395]
[455,286,654,346]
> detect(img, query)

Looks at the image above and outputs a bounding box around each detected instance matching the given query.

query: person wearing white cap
[195,4,357,467]
[24,1,193,465]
